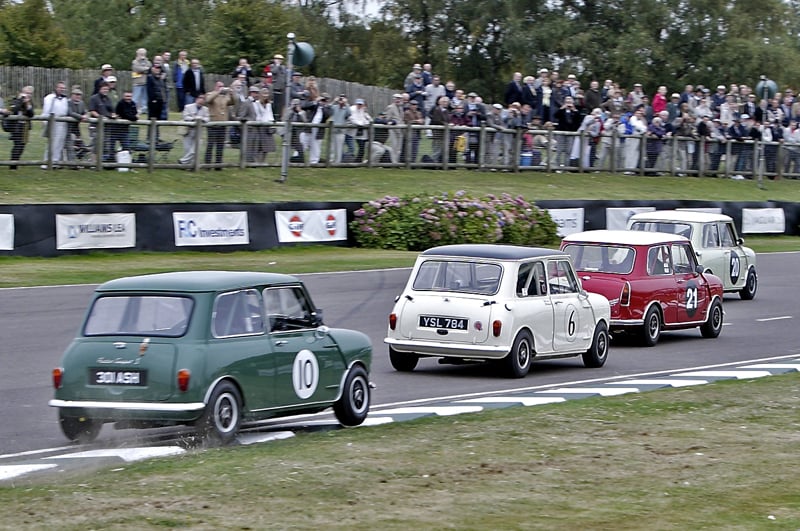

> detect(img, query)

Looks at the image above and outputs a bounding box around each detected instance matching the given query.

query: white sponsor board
[275,209,347,242]
[56,213,136,250]
[173,211,250,246]
[0,214,13,250]
[546,208,585,237]
[742,208,785,234]
[606,206,656,230]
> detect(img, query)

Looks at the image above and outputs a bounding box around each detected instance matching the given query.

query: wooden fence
[0,65,397,115]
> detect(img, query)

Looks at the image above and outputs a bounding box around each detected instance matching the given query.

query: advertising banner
[173,211,250,246]
[545,208,585,237]
[605,206,656,230]
[275,209,347,242]
[56,213,136,250]
[742,208,785,234]
[0,214,13,250]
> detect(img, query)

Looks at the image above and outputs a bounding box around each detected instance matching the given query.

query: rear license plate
[89,368,147,386]
[419,315,468,330]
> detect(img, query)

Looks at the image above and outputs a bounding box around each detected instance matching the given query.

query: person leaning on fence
[349,98,372,162]
[253,88,277,163]
[179,93,208,167]
[66,86,90,162]
[7,86,35,170]
[89,82,117,162]
[205,81,234,169]
[113,91,138,152]
[282,98,308,163]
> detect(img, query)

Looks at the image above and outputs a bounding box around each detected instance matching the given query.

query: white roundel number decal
[729,253,741,285]
[292,349,319,399]
[685,285,699,317]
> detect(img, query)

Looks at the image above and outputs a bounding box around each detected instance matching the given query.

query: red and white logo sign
[326,214,337,236]
[289,215,304,237]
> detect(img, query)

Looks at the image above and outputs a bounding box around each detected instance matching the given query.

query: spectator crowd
[2,50,800,178]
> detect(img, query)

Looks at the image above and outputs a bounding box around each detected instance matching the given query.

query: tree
[0,0,83,67]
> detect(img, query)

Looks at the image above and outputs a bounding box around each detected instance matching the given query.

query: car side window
[548,260,579,294]
[719,222,736,247]
[647,245,672,276]
[516,263,533,297]
[212,289,264,338]
[702,224,720,248]
[263,286,316,331]
[671,243,697,274]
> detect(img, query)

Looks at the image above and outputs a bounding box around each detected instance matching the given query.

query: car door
[546,259,592,353]
[719,221,746,289]
[516,261,555,354]
[645,244,679,324]
[671,243,710,324]
[697,222,726,283]
[209,289,274,412]
[265,286,344,410]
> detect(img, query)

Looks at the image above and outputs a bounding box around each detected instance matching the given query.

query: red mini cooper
[561,230,724,346]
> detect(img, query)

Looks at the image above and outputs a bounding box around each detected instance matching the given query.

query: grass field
[2,374,799,529]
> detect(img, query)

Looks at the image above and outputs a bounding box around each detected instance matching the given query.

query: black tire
[333,365,371,426]
[59,410,102,443]
[504,330,533,378]
[389,346,419,372]
[640,305,661,347]
[700,299,724,338]
[739,268,758,300]
[582,321,609,368]
[196,381,242,445]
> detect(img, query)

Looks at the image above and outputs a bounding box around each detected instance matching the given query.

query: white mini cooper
[384,244,611,378]
[627,210,758,300]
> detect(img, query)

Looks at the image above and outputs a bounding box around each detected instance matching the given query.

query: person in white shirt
[179,93,209,166]
[41,81,70,167]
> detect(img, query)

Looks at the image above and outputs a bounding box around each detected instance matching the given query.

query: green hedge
[350,191,559,251]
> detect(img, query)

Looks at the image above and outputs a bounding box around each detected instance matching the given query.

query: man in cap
[711,84,728,111]
[289,71,307,103]
[269,54,287,112]
[486,102,507,165]
[303,92,332,164]
[234,86,262,162]
[204,81,234,168]
[463,92,486,163]
[383,93,405,163]
[329,93,352,163]
[405,63,423,89]
[66,86,90,162]
[93,64,114,95]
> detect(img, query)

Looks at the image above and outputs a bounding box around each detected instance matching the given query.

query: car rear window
[563,244,635,274]
[84,295,194,337]
[413,259,502,294]
[629,221,692,239]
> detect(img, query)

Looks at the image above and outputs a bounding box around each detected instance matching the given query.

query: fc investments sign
[173,211,250,246]
[56,213,136,250]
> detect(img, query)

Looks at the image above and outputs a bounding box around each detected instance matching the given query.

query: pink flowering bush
[351,191,558,251]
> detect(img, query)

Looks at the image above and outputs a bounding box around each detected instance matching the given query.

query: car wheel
[739,268,757,300]
[59,410,102,443]
[582,321,609,368]
[700,299,724,338]
[504,330,533,378]
[196,381,242,445]
[640,305,661,347]
[389,346,419,372]
[333,365,371,426]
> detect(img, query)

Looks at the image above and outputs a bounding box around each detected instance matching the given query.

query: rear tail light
[620,281,631,307]
[177,369,191,392]
[52,367,63,389]
[492,320,502,337]
[389,313,397,330]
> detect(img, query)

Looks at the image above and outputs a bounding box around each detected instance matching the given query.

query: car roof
[562,230,690,246]
[96,271,301,293]
[628,210,733,224]
[421,244,567,260]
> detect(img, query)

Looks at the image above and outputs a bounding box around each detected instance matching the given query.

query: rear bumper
[610,319,644,328]
[385,337,509,359]
[49,399,205,421]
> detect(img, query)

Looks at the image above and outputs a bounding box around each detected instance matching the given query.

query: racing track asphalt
[0,252,798,473]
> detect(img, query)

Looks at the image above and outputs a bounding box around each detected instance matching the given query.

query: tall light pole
[277,33,314,184]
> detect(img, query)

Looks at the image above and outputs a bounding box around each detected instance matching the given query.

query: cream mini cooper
[384,244,611,378]
[627,210,757,300]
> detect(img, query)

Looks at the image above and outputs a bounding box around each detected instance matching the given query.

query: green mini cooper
[50,271,373,445]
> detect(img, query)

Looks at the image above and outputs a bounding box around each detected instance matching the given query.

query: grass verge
[2,374,799,529]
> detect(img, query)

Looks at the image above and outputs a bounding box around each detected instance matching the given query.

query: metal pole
[278,33,296,184]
